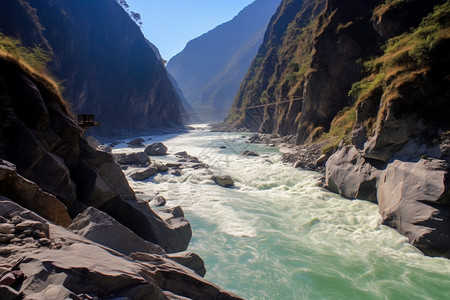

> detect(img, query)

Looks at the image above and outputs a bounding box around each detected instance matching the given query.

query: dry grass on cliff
[0,50,72,117]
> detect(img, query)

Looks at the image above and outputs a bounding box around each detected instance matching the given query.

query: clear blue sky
[125,0,255,60]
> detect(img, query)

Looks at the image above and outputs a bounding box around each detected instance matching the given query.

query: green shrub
[0,32,51,73]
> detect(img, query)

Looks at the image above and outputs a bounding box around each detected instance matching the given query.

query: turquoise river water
[111,126,450,300]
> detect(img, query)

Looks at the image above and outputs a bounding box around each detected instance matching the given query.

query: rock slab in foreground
[68,206,165,256]
[0,200,243,299]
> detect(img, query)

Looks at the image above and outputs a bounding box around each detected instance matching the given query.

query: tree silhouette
[116,0,143,26]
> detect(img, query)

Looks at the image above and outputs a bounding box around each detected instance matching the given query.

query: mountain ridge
[167,0,281,122]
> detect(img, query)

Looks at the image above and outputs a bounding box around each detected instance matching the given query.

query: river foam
[112,126,450,299]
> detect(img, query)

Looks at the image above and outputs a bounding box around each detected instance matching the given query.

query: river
[111,125,450,300]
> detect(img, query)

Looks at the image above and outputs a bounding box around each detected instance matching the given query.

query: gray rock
[0,233,15,243]
[174,151,188,157]
[326,146,381,202]
[16,220,48,232]
[212,175,235,188]
[161,206,185,219]
[117,152,150,165]
[68,206,165,255]
[96,145,112,153]
[127,138,145,148]
[1,201,241,299]
[168,251,206,277]
[0,161,72,227]
[0,223,15,234]
[378,158,450,257]
[171,170,182,176]
[242,150,260,156]
[130,167,158,181]
[86,136,102,148]
[103,199,192,253]
[145,142,168,156]
[152,162,169,172]
[149,196,166,207]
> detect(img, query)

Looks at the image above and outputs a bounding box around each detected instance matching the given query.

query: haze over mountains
[167,0,282,122]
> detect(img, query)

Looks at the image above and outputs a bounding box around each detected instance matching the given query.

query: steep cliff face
[0,0,184,134]
[227,0,383,141]
[0,52,191,253]
[167,0,281,122]
[227,0,450,257]
[227,0,446,143]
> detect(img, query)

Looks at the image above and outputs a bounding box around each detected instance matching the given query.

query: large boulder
[212,175,235,188]
[127,138,145,148]
[130,166,158,181]
[145,142,168,156]
[378,158,450,257]
[68,206,165,256]
[117,152,150,165]
[168,251,206,277]
[326,146,381,202]
[100,198,192,253]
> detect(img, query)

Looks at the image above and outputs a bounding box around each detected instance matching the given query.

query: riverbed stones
[145,142,168,156]
[117,152,150,165]
[212,175,235,188]
[127,138,145,148]
[130,166,158,181]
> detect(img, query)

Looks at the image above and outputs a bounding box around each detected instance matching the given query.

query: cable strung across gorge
[180,97,303,116]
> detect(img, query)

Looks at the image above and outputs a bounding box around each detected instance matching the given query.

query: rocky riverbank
[244,133,328,173]
[0,54,242,299]
[210,124,450,259]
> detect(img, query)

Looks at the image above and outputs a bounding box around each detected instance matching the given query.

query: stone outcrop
[0,200,243,299]
[326,146,380,202]
[326,144,450,257]
[145,142,168,156]
[378,159,450,257]
[68,206,165,256]
[0,160,71,227]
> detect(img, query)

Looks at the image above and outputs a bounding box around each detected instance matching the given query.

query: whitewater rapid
[111,126,450,299]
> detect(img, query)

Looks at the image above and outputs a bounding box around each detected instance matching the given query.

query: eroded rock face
[378,159,450,257]
[326,146,380,202]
